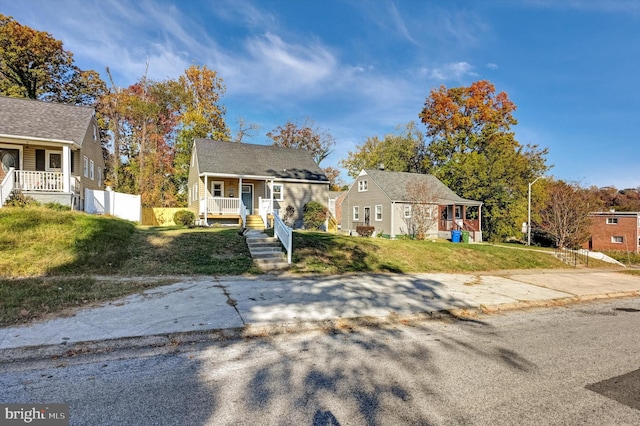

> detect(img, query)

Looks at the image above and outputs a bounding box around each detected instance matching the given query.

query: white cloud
[419,62,478,81]
[486,63,499,70]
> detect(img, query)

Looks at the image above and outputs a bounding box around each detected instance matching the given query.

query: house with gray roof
[0,96,105,209]
[188,138,329,229]
[341,169,483,241]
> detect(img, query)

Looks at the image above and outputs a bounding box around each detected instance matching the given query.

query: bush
[4,191,38,208]
[356,225,375,237]
[173,209,195,227]
[303,201,327,230]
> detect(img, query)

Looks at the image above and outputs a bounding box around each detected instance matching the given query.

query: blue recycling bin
[451,230,461,243]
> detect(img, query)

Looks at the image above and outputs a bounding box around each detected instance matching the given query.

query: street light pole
[527,176,543,246]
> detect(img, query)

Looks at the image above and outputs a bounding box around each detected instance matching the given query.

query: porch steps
[245,231,289,271]
[244,214,265,231]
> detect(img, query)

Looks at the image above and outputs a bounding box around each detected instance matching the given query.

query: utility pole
[527,176,543,246]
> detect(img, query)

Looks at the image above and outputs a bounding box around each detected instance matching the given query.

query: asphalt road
[2,298,640,425]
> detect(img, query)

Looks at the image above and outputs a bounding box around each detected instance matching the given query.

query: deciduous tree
[340,122,427,179]
[419,80,549,241]
[538,180,603,248]
[0,14,105,105]
[267,118,335,165]
[403,180,445,240]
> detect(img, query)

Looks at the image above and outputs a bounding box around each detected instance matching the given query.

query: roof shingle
[195,139,329,182]
[0,96,94,145]
[363,169,481,205]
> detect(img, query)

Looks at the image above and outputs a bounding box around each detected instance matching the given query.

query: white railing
[273,213,292,264]
[258,197,274,229]
[15,170,64,192]
[0,167,15,207]
[200,197,241,215]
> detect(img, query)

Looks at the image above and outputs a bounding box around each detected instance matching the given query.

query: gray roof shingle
[195,138,329,182]
[0,96,94,145]
[363,169,482,205]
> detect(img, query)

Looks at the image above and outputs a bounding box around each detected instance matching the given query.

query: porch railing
[273,213,292,264]
[15,170,65,192]
[200,197,241,215]
[0,167,15,207]
[199,196,247,226]
[440,218,479,231]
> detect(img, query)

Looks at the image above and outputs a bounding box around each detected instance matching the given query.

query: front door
[242,184,253,215]
[364,207,371,226]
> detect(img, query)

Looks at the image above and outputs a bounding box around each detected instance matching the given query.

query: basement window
[612,236,624,243]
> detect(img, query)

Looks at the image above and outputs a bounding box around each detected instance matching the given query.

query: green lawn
[0,206,617,326]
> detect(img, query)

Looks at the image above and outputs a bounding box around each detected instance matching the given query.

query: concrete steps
[244,215,265,231]
[245,231,289,271]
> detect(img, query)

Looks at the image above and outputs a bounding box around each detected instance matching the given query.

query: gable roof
[0,96,95,146]
[194,138,329,182]
[362,169,482,205]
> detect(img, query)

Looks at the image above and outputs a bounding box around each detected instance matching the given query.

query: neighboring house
[341,169,483,241]
[0,96,105,209]
[328,190,346,227]
[188,138,329,228]
[582,211,640,253]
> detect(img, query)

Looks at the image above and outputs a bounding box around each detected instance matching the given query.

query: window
[358,180,368,192]
[192,184,198,202]
[612,236,624,243]
[90,160,95,180]
[404,205,411,218]
[455,205,462,219]
[375,205,382,221]
[271,183,284,201]
[97,167,102,187]
[606,217,618,224]
[353,206,360,221]
[211,181,224,197]
[46,151,62,171]
[83,156,88,177]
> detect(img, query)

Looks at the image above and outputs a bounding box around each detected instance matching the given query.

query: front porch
[198,196,275,230]
[438,204,483,242]
[1,169,80,207]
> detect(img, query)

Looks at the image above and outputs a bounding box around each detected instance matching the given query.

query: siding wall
[341,174,392,235]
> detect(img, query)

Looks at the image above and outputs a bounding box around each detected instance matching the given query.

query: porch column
[238,177,243,215]
[204,175,208,215]
[62,145,70,192]
[478,204,482,232]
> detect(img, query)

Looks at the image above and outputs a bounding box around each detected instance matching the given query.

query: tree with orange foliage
[420,80,549,241]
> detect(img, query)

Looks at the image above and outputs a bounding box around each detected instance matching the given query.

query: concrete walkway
[1,270,639,356]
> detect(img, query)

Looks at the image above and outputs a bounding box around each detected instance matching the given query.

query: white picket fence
[84,188,141,222]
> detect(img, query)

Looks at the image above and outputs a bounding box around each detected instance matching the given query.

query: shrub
[283,205,295,227]
[303,201,327,230]
[4,191,38,208]
[356,225,375,237]
[173,209,195,227]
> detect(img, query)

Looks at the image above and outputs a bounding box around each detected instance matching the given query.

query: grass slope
[290,232,569,274]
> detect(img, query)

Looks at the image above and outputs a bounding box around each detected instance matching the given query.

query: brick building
[583,211,640,253]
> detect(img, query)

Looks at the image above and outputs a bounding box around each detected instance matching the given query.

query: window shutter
[71,151,75,173]
[36,150,45,171]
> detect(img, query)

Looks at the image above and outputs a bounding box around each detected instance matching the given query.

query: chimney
[378,163,385,170]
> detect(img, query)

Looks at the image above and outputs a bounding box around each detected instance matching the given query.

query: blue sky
[2,0,639,188]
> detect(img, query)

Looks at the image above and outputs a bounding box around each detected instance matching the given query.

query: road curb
[1,291,639,364]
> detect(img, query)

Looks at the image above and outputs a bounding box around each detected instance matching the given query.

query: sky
[2,0,639,189]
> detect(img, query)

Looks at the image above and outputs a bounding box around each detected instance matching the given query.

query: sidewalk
[1,270,639,358]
